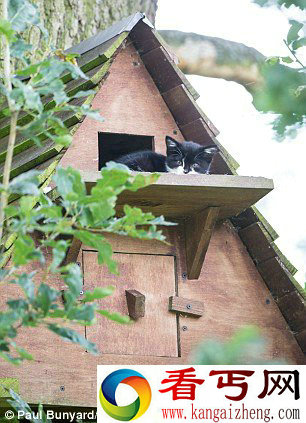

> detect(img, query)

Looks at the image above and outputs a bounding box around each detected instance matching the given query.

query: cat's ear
[196,145,219,160]
[203,145,219,156]
[165,136,180,149]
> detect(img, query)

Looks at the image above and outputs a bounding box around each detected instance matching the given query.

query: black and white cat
[115,136,219,174]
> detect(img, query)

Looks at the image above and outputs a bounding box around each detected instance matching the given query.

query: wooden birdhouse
[0,12,305,410]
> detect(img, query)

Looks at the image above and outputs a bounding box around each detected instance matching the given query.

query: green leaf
[49,309,66,318]
[78,104,104,122]
[11,38,32,60]
[0,311,19,336]
[292,37,306,51]
[54,134,72,147]
[7,299,29,312]
[67,304,95,323]
[0,270,10,284]
[0,19,16,42]
[35,57,88,85]
[47,324,98,354]
[13,236,44,267]
[0,352,22,365]
[9,0,40,32]
[127,172,160,192]
[36,284,59,315]
[12,79,42,112]
[280,56,293,64]
[287,20,303,45]
[265,56,280,65]
[14,273,35,302]
[4,205,19,218]
[19,196,36,218]
[97,310,131,324]
[38,205,62,220]
[7,389,32,415]
[12,343,34,361]
[9,170,40,195]
[62,264,83,298]
[53,167,86,202]
[16,61,47,77]
[50,240,70,272]
[82,286,115,302]
[71,89,96,98]
[37,403,52,423]
[75,230,118,274]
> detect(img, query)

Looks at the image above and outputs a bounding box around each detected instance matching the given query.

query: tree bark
[30,0,158,49]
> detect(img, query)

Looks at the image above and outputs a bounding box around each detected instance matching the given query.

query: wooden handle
[125,289,145,320]
[169,296,204,317]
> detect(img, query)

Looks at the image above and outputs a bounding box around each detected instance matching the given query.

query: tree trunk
[31,0,158,49]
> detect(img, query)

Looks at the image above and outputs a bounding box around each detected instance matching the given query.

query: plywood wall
[60,42,184,171]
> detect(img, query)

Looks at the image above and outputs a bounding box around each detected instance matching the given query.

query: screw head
[182,325,188,331]
[182,272,187,280]
[60,386,65,392]
[186,304,192,310]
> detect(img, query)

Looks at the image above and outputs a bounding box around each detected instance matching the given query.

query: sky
[156,0,306,285]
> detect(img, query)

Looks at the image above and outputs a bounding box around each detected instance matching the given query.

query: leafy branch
[252,2,306,138]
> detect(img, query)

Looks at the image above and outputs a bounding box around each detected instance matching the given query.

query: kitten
[115,136,219,174]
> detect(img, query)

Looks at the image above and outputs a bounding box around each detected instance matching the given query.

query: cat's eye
[174,160,182,165]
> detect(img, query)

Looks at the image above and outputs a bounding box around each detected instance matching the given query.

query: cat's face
[165,136,219,175]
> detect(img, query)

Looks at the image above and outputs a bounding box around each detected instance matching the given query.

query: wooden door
[83,251,178,357]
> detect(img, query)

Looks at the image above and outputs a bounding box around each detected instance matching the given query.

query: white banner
[97,365,305,423]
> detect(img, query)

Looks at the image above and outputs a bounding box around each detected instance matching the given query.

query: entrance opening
[98,132,154,169]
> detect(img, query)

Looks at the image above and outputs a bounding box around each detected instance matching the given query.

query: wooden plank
[63,237,82,266]
[0,140,60,180]
[276,291,306,332]
[270,242,298,277]
[295,329,306,354]
[126,289,146,319]
[130,21,162,55]
[179,118,238,171]
[169,296,204,317]
[180,118,216,145]
[81,170,273,220]
[142,46,199,101]
[256,257,296,299]
[131,26,199,100]
[0,97,84,164]
[97,228,177,255]
[142,46,184,92]
[83,252,178,357]
[231,207,261,230]
[162,85,219,136]
[185,207,220,279]
[0,379,19,397]
[239,222,276,264]
[0,77,93,140]
[232,207,281,249]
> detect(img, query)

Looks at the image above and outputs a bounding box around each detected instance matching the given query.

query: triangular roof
[0,13,305,353]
